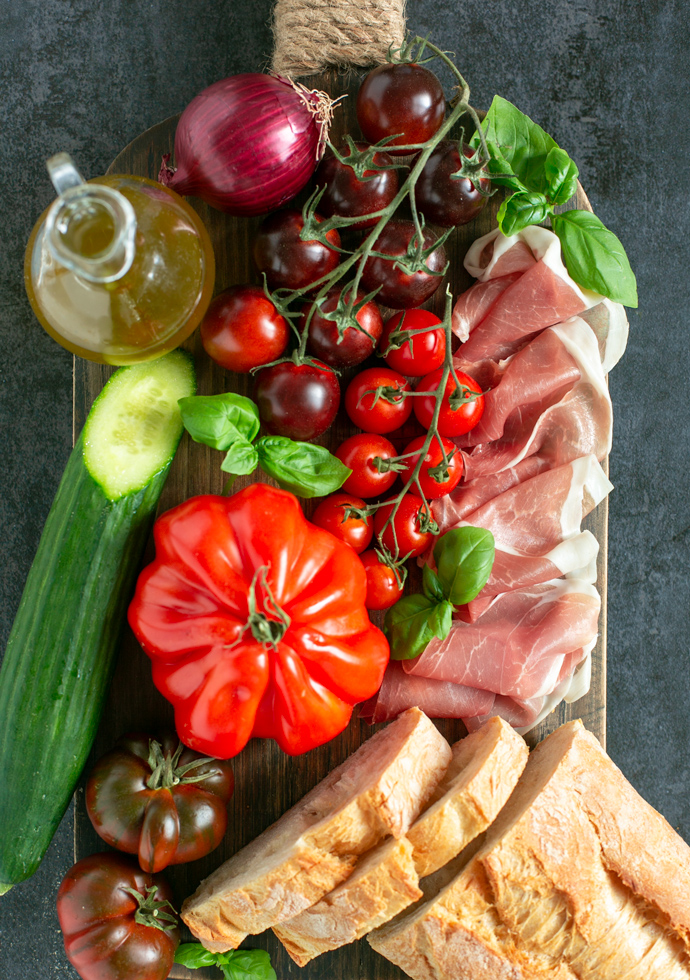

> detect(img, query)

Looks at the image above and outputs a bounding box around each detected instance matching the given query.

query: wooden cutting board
[73,70,606,980]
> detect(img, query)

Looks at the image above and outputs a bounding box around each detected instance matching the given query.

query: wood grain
[73,70,606,980]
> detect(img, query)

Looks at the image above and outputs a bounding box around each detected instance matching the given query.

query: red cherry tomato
[416,142,490,227]
[380,309,446,377]
[200,285,289,373]
[361,220,447,309]
[315,142,399,228]
[345,367,412,434]
[356,63,446,155]
[373,494,435,559]
[335,433,399,498]
[311,493,373,554]
[57,852,179,980]
[400,435,464,499]
[254,360,340,440]
[413,368,484,437]
[360,550,404,610]
[253,209,340,291]
[304,286,383,369]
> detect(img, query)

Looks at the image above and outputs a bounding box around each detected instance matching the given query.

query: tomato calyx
[122,884,178,934]
[327,134,404,181]
[369,221,452,279]
[448,382,486,408]
[145,740,216,791]
[449,139,496,196]
[359,383,407,408]
[372,453,407,475]
[230,565,291,651]
[386,34,440,67]
[374,544,409,590]
[315,283,382,343]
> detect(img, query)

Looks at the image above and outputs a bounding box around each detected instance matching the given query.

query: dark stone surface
[0,0,688,975]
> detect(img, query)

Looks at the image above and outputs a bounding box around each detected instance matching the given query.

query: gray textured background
[1,1,688,976]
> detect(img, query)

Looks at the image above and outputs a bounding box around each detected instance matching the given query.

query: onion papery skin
[165,74,325,215]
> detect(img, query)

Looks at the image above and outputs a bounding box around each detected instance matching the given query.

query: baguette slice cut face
[409,716,529,878]
[273,837,423,966]
[370,720,690,980]
[182,708,451,951]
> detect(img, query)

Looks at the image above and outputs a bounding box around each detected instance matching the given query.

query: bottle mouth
[45,183,137,283]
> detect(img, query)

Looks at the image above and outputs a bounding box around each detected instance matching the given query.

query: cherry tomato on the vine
[416,141,490,227]
[304,286,383,369]
[335,432,399,498]
[400,435,464,499]
[359,550,405,610]
[200,285,289,373]
[311,493,373,554]
[315,142,399,228]
[356,63,446,154]
[344,367,412,435]
[413,367,484,438]
[380,309,446,377]
[361,220,447,309]
[253,208,340,291]
[373,493,435,559]
[254,360,340,440]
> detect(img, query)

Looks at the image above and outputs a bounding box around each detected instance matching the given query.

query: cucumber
[0,350,195,893]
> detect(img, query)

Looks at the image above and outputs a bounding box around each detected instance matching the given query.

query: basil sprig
[472,95,637,307]
[175,943,276,980]
[385,527,495,661]
[178,392,351,497]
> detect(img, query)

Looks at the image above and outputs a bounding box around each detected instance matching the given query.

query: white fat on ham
[404,579,601,702]
[579,298,629,372]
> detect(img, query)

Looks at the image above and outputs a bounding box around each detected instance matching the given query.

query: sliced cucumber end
[83,350,196,500]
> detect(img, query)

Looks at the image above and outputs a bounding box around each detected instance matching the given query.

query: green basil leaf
[179,393,260,450]
[221,437,259,476]
[433,527,495,606]
[551,210,638,307]
[497,190,551,237]
[543,147,579,205]
[482,141,525,191]
[256,436,352,498]
[174,943,219,969]
[385,594,453,661]
[474,95,558,194]
[422,564,445,602]
[219,949,277,980]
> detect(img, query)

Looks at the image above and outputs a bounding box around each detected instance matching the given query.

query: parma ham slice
[404,579,601,702]
[359,661,494,725]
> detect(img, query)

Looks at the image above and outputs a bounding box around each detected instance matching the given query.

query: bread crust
[181,708,451,950]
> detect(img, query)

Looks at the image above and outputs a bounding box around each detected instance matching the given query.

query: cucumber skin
[0,432,170,890]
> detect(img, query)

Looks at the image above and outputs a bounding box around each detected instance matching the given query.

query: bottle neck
[44,153,137,283]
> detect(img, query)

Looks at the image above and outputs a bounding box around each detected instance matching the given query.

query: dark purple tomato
[361,220,447,308]
[314,142,399,228]
[200,285,289,373]
[356,63,446,155]
[253,209,341,291]
[304,287,384,369]
[254,360,340,440]
[416,142,490,227]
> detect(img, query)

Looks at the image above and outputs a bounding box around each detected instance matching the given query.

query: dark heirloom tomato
[86,734,234,873]
[361,220,447,308]
[57,852,179,980]
[360,550,404,610]
[414,367,485,437]
[344,366,412,434]
[304,286,383,368]
[254,360,340,440]
[314,142,399,228]
[335,432,399,498]
[200,285,289,373]
[400,435,464,499]
[380,309,446,376]
[416,141,490,227]
[253,208,341,291]
[374,493,435,558]
[356,62,446,154]
[311,493,373,554]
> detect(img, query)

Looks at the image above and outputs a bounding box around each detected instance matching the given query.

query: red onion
[159,74,333,215]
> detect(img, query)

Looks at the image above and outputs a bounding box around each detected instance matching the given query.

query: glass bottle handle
[46,153,86,195]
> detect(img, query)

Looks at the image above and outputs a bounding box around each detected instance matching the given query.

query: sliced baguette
[369,720,690,980]
[182,708,451,951]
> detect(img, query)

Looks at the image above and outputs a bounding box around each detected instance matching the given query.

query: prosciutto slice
[452,226,599,361]
[459,316,613,481]
[359,661,494,724]
[404,579,601,701]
